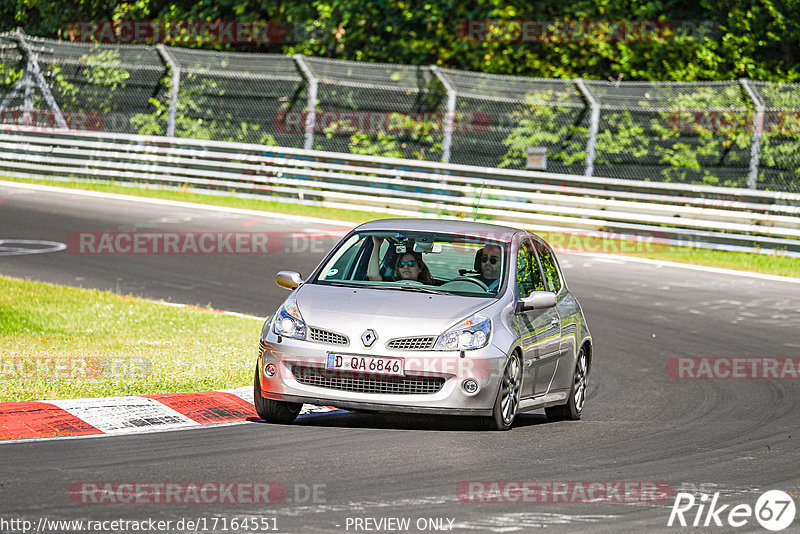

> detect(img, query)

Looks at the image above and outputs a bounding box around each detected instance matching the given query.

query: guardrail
[1,125,799,257]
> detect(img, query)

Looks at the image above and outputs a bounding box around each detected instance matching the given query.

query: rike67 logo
[668,490,796,531]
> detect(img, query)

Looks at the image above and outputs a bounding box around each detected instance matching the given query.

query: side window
[333,241,362,279]
[318,234,367,281]
[535,241,562,293]
[516,240,546,297]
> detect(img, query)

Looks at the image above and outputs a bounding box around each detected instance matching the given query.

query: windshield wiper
[319,281,360,288]
[332,283,400,290]
[323,282,450,295]
[397,285,451,295]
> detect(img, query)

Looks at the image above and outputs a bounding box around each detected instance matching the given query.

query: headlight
[435,314,491,350]
[272,298,307,340]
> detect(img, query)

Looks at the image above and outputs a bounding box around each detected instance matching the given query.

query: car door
[513,238,561,398]
[533,240,567,394]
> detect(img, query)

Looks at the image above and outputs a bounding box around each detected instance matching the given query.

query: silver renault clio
[255,219,592,430]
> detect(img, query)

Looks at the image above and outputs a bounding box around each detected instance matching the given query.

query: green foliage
[347,131,405,158]
[81,49,129,114]
[501,91,586,169]
[322,111,442,159]
[751,84,800,185]
[3,0,800,82]
[0,62,23,88]
[129,95,168,136]
[46,48,131,121]
[130,70,278,144]
[502,82,760,185]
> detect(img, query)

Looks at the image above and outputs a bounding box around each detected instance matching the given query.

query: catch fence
[1,29,799,192]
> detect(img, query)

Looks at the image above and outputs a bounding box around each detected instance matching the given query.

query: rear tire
[253,363,302,424]
[482,352,522,431]
[545,345,588,421]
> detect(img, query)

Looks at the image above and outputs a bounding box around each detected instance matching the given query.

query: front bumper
[257,331,509,416]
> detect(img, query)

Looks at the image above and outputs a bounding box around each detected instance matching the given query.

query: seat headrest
[474,247,484,271]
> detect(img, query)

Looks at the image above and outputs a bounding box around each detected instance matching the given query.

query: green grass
[622,246,800,278]
[534,231,800,278]
[2,175,799,278]
[0,275,261,402]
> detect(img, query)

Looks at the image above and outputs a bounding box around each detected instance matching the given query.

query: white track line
[0,179,355,227]
[569,252,800,285]
[153,300,263,320]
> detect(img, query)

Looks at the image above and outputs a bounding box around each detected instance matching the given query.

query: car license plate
[326,353,404,376]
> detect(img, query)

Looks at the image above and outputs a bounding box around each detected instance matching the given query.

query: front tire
[483,352,522,431]
[253,363,302,424]
[545,345,588,421]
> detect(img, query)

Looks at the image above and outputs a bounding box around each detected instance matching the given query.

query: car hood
[294,283,494,344]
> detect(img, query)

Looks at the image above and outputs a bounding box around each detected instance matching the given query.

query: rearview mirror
[276,271,304,290]
[516,291,557,312]
[413,242,442,253]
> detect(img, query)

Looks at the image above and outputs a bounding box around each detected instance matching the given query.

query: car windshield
[311,230,509,298]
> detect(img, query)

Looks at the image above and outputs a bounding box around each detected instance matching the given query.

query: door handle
[550,318,559,326]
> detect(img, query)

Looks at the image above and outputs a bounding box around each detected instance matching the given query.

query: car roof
[353,218,525,242]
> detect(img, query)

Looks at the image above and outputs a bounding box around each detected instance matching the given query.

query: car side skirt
[518,390,569,412]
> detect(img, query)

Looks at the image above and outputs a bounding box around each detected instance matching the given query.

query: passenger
[367,237,385,281]
[394,252,433,284]
[367,237,432,284]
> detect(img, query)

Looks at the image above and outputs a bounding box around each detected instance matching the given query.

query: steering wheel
[446,276,490,290]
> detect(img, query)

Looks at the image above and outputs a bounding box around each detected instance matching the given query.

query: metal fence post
[13,28,68,128]
[431,66,456,164]
[156,44,180,137]
[574,78,600,177]
[22,60,33,122]
[293,55,318,151]
[739,78,764,190]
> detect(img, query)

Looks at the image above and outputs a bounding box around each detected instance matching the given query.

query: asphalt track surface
[1,181,799,533]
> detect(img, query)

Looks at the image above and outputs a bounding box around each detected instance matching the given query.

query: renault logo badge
[361,329,377,347]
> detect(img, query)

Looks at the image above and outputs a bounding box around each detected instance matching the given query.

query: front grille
[387,336,436,350]
[309,327,348,345]
[292,366,445,395]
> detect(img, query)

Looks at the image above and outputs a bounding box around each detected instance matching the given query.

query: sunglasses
[398,260,417,267]
[481,256,500,265]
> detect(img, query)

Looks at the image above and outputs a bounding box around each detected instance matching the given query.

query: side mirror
[516,291,556,313]
[276,270,304,290]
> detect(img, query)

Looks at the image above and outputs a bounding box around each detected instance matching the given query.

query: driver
[475,245,502,290]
